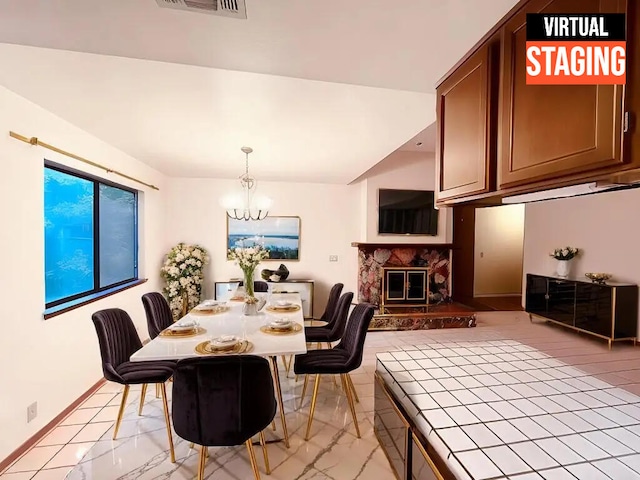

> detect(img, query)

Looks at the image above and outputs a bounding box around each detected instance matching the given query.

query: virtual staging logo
[526,13,626,85]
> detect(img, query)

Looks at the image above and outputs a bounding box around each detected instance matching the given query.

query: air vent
[156,0,247,19]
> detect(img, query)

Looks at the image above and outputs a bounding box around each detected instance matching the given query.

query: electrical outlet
[27,402,37,423]
[329,255,338,262]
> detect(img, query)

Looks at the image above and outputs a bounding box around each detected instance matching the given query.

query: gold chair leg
[299,374,309,410]
[245,439,262,480]
[189,442,195,449]
[198,444,207,480]
[341,374,360,438]
[138,384,148,416]
[155,383,160,398]
[271,420,276,431]
[259,430,271,475]
[159,383,176,463]
[332,375,338,388]
[285,355,293,375]
[347,374,360,403]
[305,374,321,441]
[269,356,290,448]
[113,384,130,440]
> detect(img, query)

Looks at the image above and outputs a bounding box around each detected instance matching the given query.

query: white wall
[355,150,452,244]
[474,204,525,296]
[523,187,640,327]
[164,178,360,318]
[0,86,168,462]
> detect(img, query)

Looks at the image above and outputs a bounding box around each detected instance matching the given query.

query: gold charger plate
[229,296,245,302]
[195,340,253,355]
[266,304,301,313]
[260,323,303,336]
[190,306,230,316]
[159,326,207,338]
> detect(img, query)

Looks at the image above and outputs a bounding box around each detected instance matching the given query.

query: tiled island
[375,340,640,480]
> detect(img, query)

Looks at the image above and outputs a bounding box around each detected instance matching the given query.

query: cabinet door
[499,0,625,189]
[374,375,409,480]
[547,279,576,326]
[411,433,444,480]
[436,41,498,200]
[525,274,547,315]
[575,283,613,338]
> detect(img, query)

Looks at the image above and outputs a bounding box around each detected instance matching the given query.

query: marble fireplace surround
[352,242,452,307]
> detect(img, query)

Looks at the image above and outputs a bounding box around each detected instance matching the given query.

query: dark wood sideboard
[525,274,638,349]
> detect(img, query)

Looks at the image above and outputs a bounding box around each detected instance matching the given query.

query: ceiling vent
[156,0,247,19]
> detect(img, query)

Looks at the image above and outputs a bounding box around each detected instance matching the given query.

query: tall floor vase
[556,259,572,278]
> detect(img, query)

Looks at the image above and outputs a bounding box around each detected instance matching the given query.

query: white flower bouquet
[228,246,269,298]
[549,246,580,261]
[161,243,210,320]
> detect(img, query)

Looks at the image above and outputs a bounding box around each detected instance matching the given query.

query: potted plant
[549,246,580,278]
[228,246,270,315]
[161,243,210,320]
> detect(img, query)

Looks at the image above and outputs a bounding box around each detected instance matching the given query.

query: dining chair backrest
[321,282,344,324]
[142,292,174,339]
[326,291,354,340]
[335,303,375,371]
[172,356,277,446]
[92,308,143,383]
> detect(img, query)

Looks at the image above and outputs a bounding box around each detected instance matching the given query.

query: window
[44,163,138,308]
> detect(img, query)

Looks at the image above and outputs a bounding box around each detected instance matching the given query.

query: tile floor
[3,311,640,479]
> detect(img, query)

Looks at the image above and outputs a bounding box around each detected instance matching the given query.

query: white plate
[275,300,292,307]
[269,319,293,330]
[211,335,240,348]
[172,319,198,330]
[202,300,219,307]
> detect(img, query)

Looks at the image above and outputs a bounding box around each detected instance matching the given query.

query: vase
[243,301,258,316]
[243,268,255,299]
[556,259,572,278]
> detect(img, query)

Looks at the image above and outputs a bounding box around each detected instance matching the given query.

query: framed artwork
[227,216,301,261]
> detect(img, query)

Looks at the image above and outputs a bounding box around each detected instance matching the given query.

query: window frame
[44,160,140,310]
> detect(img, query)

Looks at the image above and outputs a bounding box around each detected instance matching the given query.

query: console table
[525,273,638,349]
[214,279,314,319]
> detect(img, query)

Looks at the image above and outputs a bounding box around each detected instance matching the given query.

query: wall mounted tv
[378,189,438,235]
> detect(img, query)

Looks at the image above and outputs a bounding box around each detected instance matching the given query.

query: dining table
[130,292,308,448]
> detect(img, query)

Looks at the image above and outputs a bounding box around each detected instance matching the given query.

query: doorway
[451,204,525,311]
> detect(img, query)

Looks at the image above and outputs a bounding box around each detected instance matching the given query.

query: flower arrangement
[228,246,269,299]
[549,246,580,261]
[161,243,210,320]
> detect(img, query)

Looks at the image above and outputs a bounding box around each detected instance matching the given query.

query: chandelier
[220,147,272,221]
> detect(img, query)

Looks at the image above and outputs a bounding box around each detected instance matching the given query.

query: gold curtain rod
[9,131,160,191]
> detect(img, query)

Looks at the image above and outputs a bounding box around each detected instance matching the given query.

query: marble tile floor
[5,311,640,479]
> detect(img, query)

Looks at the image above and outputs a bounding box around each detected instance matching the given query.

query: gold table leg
[269,356,290,448]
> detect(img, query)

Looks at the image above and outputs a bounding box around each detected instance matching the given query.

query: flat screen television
[378,189,438,235]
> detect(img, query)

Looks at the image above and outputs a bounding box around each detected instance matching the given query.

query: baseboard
[474,293,522,298]
[0,378,106,473]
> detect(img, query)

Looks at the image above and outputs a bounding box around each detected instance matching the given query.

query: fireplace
[353,243,452,307]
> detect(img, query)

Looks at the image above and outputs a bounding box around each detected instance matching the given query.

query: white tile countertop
[376,340,640,480]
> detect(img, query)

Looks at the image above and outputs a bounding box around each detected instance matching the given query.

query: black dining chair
[172,356,277,480]
[238,280,269,293]
[305,291,353,347]
[91,308,176,462]
[316,282,344,326]
[142,292,174,339]
[294,303,375,440]
[141,292,178,403]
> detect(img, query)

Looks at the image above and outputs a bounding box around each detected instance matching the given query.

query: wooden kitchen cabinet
[435,39,499,200]
[498,0,626,189]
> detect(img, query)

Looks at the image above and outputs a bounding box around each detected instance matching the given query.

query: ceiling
[0,0,519,183]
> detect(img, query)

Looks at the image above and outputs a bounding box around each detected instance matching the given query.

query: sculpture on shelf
[261,264,290,282]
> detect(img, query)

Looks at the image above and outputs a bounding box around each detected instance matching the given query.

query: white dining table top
[130,293,308,362]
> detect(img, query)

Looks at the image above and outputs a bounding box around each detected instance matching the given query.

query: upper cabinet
[436,40,499,200]
[499,0,625,189]
[435,0,639,205]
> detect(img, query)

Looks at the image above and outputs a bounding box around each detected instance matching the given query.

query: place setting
[195,334,253,355]
[189,299,230,315]
[159,317,207,338]
[260,316,302,336]
[265,299,301,313]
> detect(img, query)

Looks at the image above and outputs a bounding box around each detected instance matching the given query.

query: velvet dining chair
[91,308,176,462]
[172,356,277,480]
